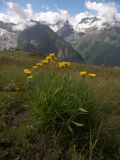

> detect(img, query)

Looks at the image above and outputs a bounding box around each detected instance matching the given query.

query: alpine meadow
[0,51,120,160]
[0,0,120,159]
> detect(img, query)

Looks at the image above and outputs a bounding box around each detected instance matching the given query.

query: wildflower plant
[23,69,33,79]
[28,71,93,137]
[80,71,97,79]
[88,73,96,78]
[58,62,72,69]
[80,71,87,78]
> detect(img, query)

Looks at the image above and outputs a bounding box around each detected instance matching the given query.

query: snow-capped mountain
[51,16,120,66]
[0,28,8,36]
[57,20,75,38]
[75,17,100,33]
[0,28,17,51]
[0,20,15,32]
[47,16,100,34]
[48,16,120,35]
[49,20,66,32]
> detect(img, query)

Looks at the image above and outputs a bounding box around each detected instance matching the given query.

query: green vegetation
[0,51,120,160]
[71,31,120,66]
[84,41,120,66]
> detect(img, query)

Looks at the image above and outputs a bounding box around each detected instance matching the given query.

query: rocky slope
[0,21,84,63]
[55,18,120,66]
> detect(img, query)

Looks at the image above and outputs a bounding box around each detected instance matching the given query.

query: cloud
[85,1,120,27]
[0,13,9,22]
[0,1,120,31]
[0,1,35,30]
[69,12,93,31]
[34,9,69,24]
[0,2,69,30]
[12,21,36,31]
[6,2,33,24]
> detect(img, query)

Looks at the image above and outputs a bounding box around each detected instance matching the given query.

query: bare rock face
[0,29,17,51]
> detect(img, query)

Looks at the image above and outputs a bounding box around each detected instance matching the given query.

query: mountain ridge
[54,18,120,66]
[0,20,84,63]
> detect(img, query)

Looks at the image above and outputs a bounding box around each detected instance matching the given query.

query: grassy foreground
[0,51,120,160]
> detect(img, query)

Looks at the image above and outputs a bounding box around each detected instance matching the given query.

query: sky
[0,0,120,14]
[0,0,120,30]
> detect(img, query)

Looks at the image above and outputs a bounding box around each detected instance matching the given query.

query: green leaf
[72,121,84,127]
[78,107,88,113]
[54,109,64,121]
[67,124,73,133]
[54,87,63,95]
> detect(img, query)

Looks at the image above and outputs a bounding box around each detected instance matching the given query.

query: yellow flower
[49,53,55,58]
[63,62,71,67]
[23,69,31,75]
[36,62,43,67]
[50,59,56,64]
[27,75,33,79]
[80,71,87,77]
[88,73,96,78]
[46,56,52,61]
[42,60,48,64]
[58,62,71,68]
[33,65,38,69]
[58,62,65,68]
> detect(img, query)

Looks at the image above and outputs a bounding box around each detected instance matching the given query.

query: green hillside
[70,29,120,66]
[84,41,120,66]
[0,51,120,160]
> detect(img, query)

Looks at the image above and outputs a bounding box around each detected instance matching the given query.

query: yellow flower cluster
[45,53,58,64]
[80,71,96,78]
[23,69,33,79]
[32,53,58,69]
[23,52,97,81]
[58,62,71,69]
[23,53,59,79]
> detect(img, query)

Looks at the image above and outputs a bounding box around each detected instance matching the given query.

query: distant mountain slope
[71,27,120,66]
[55,18,120,66]
[0,21,84,63]
[17,22,83,62]
[84,41,120,66]
[0,20,15,32]
[0,29,17,51]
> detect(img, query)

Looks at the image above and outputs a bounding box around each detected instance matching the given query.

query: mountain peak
[79,17,99,25]
[66,20,69,24]
[57,20,74,38]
